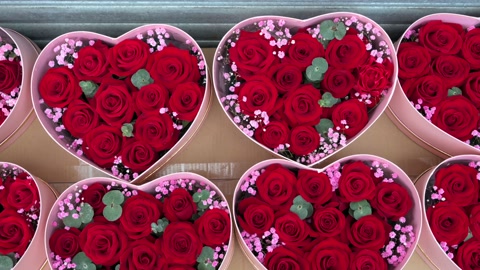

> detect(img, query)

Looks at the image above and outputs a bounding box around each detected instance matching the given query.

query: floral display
[0,38,22,126]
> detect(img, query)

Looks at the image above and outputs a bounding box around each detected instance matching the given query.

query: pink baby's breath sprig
[51,38,83,68]
[241,228,284,263]
[381,217,416,266]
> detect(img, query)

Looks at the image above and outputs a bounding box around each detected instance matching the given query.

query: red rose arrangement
[48,178,231,270]
[0,39,22,126]
[216,16,394,165]
[399,20,480,146]
[0,164,40,268]
[426,161,480,269]
[236,161,416,269]
[38,28,206,181]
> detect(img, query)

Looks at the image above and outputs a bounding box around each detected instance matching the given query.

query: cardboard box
[0,48,442,270]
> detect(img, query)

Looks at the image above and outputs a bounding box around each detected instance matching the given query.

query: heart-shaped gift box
[0,161,57,269]
[31,24,211,183]
[415,155,480,270]
[0,27,39,152]
[388,13,480,158]
[213,13,398,167]
[233,155,421,269]
[45,173,233,270]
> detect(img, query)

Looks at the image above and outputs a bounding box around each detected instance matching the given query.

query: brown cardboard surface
[0,48,441,270]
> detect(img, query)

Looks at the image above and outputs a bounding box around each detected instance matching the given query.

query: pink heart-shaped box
[233,155,421,269]
[213,13,398,167]
[0,161,57,269]
[45,173,234,269]
[0,28,39,152]
[388,13,480,158]
[414,155,480,270]
[31,24,211,183]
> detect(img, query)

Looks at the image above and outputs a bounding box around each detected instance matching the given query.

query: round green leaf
[353,206,372,220]
[103,204,122,222]
[121,123,134,138]
[315,118,334,134]
[63,210,82,228]
[79,203,94,224]
[312,57,328,73]
[73,252,96,270]
[79,81,99,98]
[320,20,335,40]
[193,192,202,203]
[334,22,347,40]
[102,190,125,205]
[448,87,462,96]
[200,190,210,200]
[197,246,215,263]
[131,69,154,89]
[318,92,340,108]
[0,255,13,270]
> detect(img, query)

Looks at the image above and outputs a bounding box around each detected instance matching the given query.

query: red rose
[63,100,101,138]
[350,249,387,270]
[397,42,432,80]
[134,111,179,152]
[73,40,110,83]
[120,191,163,239]
[308,238,352,270]
[312,206,346,237]
[146,45,201,91]
[39,66,82,108]
[274,211,310,247]
[431,55,470,89]
[434,164,478,206]
[331,99,368,139]
[163,188,197,222]
[162,222,202,266]
[325,35,368,70]
[195,208,230,247]
[348,215,390,250]
[169,82,204,122]
[120,239,166,270]
[322,68,357,99]
[80,222,128,266]
[238,75,279,116]
[229,30,276,80]
[6,178,39,211]
[464,72,480,110]
[236,197,274,235]
[338,161,375,202]
[134,83,169,114]
[256,164,297,210]
[264,246,308,270]
[418,20,464,56]
[0,210,34,255]
[431,95,479,141]
[370,182,413,221]
[403,75,447,107]
[296,169,332,204]
[121,139,158,172]
[289,125,320,156]
[463,28,480,70]
[283,85,322,127]
[287,32,325,68]
[254,120,290,149]
[93,78,134,127]
[456,238,480,270]
[355,58,393,98]
[268,63,303,95]
[81,183,107,216]
[469,205,480,240]
[82,125,123,168]
[0,60,21,94]
[427,202,469,245]
[49,228,81,259]
[108,39,150,77]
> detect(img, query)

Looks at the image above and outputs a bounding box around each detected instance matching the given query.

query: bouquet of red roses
[425,161,480,269]
[235,159,417,269]
[398,20,480,146]
[37,27,206,181]
[215,15,394,165]
[0,38,22,126]
[0,164,40,269]
[47,178,231,270]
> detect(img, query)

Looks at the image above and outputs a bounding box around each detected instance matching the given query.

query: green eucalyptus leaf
[320,20,335,40]
[349,200,370,210]
[151,218,170,235]
[312,58,328,73]
[63,210,82,228]
[198,201,209,210]
[73,252,96,270]
[79,81,99,98]
[306,57,328,82]
[315,118,334,134]
[121,123,134,138]
[318,92,340,108]
[102,190,125,205]
[79,203,94,224]
[197,246,215,263]
[115,265,120,270]
[293,195,308,205]
[198,262,215,270]
[0,255,13,270]
[132,69,154,89]
[103,204,122,222]
[201,190,210,200]
[334,22,347,40]
[465,228,474,242]
[448,87,462,96]
[193,192,202,203]
[353,206,372,220]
